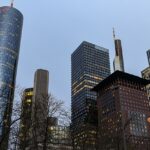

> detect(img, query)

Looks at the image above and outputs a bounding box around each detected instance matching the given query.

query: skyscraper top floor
[0,6,23,18]
[71,41,109,57]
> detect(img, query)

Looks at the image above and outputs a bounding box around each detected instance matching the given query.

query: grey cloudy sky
[1,0,150,107]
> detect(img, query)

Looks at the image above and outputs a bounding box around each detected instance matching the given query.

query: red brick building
[93,71,150,150]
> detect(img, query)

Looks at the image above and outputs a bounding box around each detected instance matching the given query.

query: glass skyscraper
[71,41,110,149]
[0,6,23,149]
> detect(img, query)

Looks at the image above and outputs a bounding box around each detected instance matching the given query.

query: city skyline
[0,0,150,107]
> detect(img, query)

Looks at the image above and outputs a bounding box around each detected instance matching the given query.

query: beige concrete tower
[113,29,125,72]
[32,69,49,150]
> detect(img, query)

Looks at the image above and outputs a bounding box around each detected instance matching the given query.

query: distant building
[31,69,49,149]
[93,71,150,150]
[141,67,150,101]
[48,117,58,126]
[71,41,110,149]
[0,5,23,149]
[147,49,150,66]
[48,118,72,150]
[113,30,125,72]
[19,69,72,150]
[142,67,150,80]
[19,88,33,150]
[141,49,150,102]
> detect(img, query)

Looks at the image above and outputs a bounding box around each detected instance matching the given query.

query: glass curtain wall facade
[71,41,110,149]
[0,6,23,149]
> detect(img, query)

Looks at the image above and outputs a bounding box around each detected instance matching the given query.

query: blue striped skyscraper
[0,6,23,149]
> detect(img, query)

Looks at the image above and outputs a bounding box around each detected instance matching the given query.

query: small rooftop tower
[113,29,125,72]
[113,27,116,40]
[11,0,14,7]
[147,49,150,66]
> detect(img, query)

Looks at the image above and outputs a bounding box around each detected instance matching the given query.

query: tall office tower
[93,71,150,150]
[0,5,23,149]
[113,29,125,72]
[19,88,33,150]
[71,41,110,149]
[147,49,150,66]
[32,69,49,149]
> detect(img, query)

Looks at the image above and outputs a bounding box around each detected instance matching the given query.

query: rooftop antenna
[11,0,14,7]
[113,27,116,40]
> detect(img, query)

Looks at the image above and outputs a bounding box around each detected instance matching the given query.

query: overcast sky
[1,0,150,107]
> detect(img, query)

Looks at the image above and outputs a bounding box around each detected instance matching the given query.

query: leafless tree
[0,88,71,150]
[31,93,71,150]
[0,85,24,150]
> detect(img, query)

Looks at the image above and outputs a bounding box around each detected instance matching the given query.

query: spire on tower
[113,27,116,40]
[11,0,14,7]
